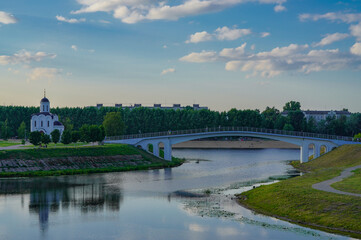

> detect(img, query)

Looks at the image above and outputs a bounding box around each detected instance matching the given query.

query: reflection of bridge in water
[0,179,123,232]
[105,127,358,163]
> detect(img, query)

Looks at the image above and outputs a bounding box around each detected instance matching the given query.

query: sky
[0,0,361,112]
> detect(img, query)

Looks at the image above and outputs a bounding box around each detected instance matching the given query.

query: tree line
[1,101,361,140]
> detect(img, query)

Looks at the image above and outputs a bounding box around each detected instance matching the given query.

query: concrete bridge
[104,127,357,163]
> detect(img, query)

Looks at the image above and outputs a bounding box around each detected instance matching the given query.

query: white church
[31,93,64,135]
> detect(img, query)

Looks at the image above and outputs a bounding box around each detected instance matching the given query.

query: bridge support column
[153,143,160,157]
[300,142,309,163]
[163,140,172,161]
[314,143,321,158]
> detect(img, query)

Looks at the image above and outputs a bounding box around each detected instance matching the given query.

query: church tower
[40,89,50,113]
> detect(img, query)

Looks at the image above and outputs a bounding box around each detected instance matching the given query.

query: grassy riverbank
[238,144,361,238]
[332,168,361,194]
[0,144,183,177]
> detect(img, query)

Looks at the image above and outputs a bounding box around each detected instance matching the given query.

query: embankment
[237,144,361,238]
[0,144,183,177]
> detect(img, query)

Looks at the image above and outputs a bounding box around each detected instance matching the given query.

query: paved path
[312,165,361,197]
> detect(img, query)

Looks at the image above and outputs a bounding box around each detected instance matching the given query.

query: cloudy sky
[1,0,361,112]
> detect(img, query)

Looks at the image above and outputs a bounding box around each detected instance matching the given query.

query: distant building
[282,110,351,122]
[90,103,208,111]
[31,93,64,135]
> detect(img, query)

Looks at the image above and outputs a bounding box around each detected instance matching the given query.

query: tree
[98,125,105,142]
[1,119,11,140]
[61,130,72,145]
[103,112,125,136]
[283,123,294,131]
[51,129,61,144]
[17,121,26,139]
[62,117,73,131]
[261,107,280,129]
[41,134,51,146]
[354,133,361,142]
[283,101,301,111]
[29,131,42,146]
[287,110,305,131]
[80,124,91,142]
[89,125,101,142]
[71,131,81,143]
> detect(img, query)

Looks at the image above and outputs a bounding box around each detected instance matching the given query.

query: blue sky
[0,0,361,112]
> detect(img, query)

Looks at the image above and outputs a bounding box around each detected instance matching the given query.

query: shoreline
[170,140,299,149]
[236,145,361,239]
[0,145,183,178]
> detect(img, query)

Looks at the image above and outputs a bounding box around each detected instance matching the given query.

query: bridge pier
[153,143,160,157]
[163,140,172,161]
[300,142,309,163]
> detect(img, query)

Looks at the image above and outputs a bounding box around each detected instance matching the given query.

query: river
[0,149,353,240]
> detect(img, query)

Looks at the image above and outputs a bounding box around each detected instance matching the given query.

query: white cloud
[71,45,78,51]
[180,42,361,77]
[0,11,17,24]
[314,33,349,47]
[261,32,270,38]
[56,15,85,23]
[299,12,361,23]
[0,50,56,65]
[186,26,251,43]
[274,4,286,12]
[161,68,176,75]
[27,68,62,81]
[219,43,247,59]
[350,22,361,41]
[257,43,308,57]
[72,0,286,24]
[215,26,251,40]
[350,42,361,56]
[179,50,218,63]
[163,45,167,48]
[186,31,212,43]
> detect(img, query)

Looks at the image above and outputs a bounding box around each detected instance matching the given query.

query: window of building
[48,121,49,127]
[35,121,36,127]
[43,105,45,112]
[41,121,43,127]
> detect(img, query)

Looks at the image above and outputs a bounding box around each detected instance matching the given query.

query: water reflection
[0,177,123,232]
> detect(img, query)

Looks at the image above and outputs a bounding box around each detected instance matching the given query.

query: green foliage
[29,131,42,146]
[17,121,26,139]
[103,112,125,136]
[283,101,301,111]
[61,130,72,145]
[41,134,51,145]
[283,123,294,131]
[0,119,11,140]
[353,133,361,141]
[80,124,91,142]
[89,125,101,142]
[51,129,60,144]
[62,117,73,131]
[71,131,81,143]
[0,103,360,138]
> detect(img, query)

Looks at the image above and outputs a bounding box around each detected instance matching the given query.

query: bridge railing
[105,127,354,142]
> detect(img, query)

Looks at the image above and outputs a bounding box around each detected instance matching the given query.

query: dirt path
[312,165,361,197]
[0,143,31,150]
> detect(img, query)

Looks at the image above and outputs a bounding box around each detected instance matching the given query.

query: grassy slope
[0,144,183,177]
[332,168,361,194]
[238,144,361,238]
[0,141,21,147]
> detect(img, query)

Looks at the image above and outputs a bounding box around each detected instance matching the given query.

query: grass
[238,144,361,238]
[0,144,184,177]
[332,168,361,194]
[0,140,21,147]
[21,142,89,148]
[0,144,139,160]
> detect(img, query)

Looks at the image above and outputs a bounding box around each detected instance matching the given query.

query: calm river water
[0,149,354,240]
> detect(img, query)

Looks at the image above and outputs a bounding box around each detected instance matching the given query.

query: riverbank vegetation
[238,144,361,238]
[0,144,183,177]
[0,101,360,140]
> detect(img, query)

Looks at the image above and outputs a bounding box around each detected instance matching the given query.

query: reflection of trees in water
[0,178,123,232]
